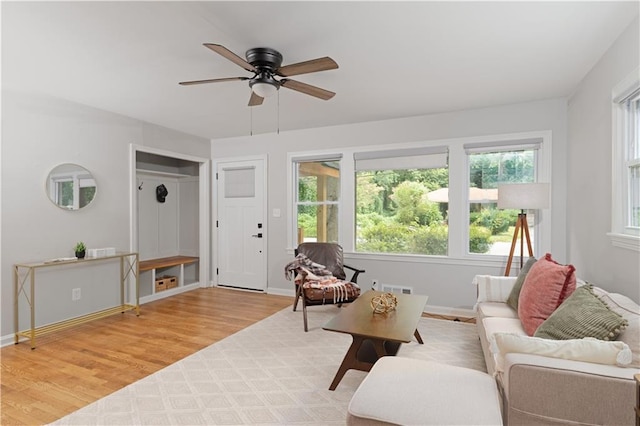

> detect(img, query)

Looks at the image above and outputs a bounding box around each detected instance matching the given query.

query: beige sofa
[475,275,640,425]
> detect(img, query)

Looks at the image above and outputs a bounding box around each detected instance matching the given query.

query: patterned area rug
[52,305,485,425]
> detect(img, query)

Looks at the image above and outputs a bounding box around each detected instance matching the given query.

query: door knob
[251,233,263,238]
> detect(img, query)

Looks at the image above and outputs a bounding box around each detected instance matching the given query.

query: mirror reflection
[46,163,97,210]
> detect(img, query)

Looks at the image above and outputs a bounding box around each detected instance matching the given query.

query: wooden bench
[139,256,199,295]
[139,255,199,272]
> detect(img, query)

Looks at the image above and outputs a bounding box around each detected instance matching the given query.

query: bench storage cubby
[139,256,198,299]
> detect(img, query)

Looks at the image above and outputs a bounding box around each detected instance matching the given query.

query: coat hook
[138,181,143,190]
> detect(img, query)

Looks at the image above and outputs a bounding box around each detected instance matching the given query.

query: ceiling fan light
[251,81,278,98]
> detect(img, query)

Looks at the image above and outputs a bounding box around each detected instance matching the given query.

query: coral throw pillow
[518,253,577,336]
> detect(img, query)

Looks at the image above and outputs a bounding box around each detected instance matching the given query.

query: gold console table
[14,252,139,349]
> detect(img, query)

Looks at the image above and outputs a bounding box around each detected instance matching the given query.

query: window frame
[609,67,640,251]
[353,146,450,256]
[464,141,541,257]
[287,131,552,266]
[289,154,344,246]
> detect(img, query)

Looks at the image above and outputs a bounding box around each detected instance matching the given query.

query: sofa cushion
[477,302,519,319]
[518,253,576,335]
[347,357,503,426]
[491,333,632,373]
[483,317,527,338]
[506,256,536,311]
[592,286,640,368]
[534,285,628,341]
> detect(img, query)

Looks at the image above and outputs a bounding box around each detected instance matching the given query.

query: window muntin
[355,148,449,255]
[295,160,340,244]
[467,148,536,255]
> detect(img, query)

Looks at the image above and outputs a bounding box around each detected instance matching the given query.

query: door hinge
[215,172,218,180]
[216,268,219,275]
[216,220,219,228]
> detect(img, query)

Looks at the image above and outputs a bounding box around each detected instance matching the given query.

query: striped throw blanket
[284,254,359,304]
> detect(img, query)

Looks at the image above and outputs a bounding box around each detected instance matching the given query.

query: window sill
[607,232,640,252]
[287,247,507,268]
[344,251,507,268]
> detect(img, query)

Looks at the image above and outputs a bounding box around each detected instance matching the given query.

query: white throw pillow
[473,275,516,306]
[490,332,632,372]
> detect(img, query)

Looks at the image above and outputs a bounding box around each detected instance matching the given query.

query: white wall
[1,91,209,341]
[567,18,640,302]
[136,173,198,261]
[212,98,568,314]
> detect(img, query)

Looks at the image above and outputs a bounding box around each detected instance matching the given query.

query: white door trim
[129,144,211,296]
[212,154,268,289]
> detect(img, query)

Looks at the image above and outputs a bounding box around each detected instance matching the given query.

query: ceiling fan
[179,44,338,107]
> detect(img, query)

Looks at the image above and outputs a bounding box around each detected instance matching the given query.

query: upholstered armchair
[290,242,365,331]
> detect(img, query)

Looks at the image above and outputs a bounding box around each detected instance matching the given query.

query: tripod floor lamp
[497,183,550,276]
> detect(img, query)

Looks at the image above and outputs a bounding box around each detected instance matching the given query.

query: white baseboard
[1,287,475,348]
[266,287,475,318]
[424,304,476,318]
[1,334,19,347]
[266,287,295,297]
[1,283,202,348]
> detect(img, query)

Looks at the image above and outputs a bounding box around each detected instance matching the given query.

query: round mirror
[46,163,97,210]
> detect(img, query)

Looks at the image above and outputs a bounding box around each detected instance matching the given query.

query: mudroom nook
[134,148,209,303]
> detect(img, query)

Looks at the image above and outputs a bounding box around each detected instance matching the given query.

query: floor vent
[381,284,413,295]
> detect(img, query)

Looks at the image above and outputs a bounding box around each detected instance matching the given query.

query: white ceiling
[2,1,638,140]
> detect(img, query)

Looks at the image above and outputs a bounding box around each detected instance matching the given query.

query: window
[288,131,550,260]
[295,159,340,244]
[354,147,449,255]
[611,69,640,249]
[466,142,538,255]
[626,92,640,229]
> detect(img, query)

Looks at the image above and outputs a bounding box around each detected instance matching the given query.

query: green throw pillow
[506,257,536,311]
[534,285,628,340]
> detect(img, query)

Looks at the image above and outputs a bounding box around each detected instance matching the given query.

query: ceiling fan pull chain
[250,103,253,136]
[277,90,280,135]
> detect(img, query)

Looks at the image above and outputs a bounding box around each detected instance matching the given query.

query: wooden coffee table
[322,290,428,390]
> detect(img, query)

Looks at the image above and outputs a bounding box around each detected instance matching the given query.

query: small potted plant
[74,241,86,259]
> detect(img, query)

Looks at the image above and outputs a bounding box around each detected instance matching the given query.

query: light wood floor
[0,287,294,426]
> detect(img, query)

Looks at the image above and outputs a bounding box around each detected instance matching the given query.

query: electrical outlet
[72,288,81,301]
[371,279,379,290]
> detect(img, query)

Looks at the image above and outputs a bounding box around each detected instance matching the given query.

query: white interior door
[216,159,266,291]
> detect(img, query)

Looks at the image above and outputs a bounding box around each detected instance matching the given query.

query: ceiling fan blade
[179,77,248,86]
[248,91,264,107]
[280,79,335,100]
[204,43,256,73]
[276,57,338,77]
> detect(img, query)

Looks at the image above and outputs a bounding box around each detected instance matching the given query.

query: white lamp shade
[497,183,550,210]
[252,82,278,98]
